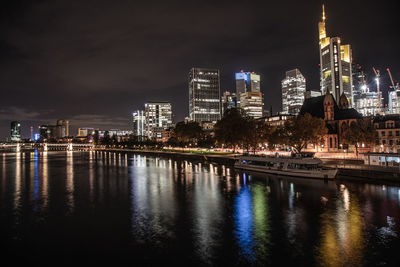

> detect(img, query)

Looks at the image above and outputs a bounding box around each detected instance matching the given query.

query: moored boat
[234,154,337,179]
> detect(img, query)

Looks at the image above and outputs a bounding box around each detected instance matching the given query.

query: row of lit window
[380,130,400,137]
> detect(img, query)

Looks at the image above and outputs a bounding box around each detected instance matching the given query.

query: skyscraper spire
[318,3,327,42]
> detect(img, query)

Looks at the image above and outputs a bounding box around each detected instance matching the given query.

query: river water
[1,151,400,266]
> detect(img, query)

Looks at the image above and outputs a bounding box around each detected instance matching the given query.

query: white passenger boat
[234,155,337,179]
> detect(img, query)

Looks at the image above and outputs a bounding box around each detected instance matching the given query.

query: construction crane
[373,67,382,113]
[387,68,399,90]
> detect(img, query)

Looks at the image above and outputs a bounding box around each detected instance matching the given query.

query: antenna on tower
[322,4,326,22]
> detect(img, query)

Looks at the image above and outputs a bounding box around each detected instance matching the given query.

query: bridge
[0,143,94,152]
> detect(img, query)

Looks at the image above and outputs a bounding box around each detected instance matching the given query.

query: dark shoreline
[95,148,400,185]
[95,148,237,165]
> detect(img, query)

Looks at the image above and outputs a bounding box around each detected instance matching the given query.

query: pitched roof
[299,94,362,120]
[299,95,326,119]
[335,108,362,120]
[373,114,400,123]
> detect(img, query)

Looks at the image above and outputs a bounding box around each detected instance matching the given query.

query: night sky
[1,0,399,139]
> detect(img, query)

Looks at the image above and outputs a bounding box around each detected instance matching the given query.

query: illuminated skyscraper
[355,90,382,116]
[132,110,146,138]
[389,85,400,114]
[145,102,172,139]
[240,92,263,119]
[352,64,367,105]
[221,91,237,115]
[319,5,353,105]
[189,68,221,123]
[281,69,306,115]
[10,121,21,142]
[56,120,69,138]
[235,71,260,106]
[352,64,380,116]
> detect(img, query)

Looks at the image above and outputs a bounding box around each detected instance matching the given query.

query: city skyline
[1,0,399,139]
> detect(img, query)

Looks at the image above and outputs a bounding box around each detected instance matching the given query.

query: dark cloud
[1,0,399,139]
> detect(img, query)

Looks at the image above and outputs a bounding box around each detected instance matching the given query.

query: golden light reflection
[316,187,364,267]
[130,157,178,246]
[14,153,21,211]
[2,154,6,195]
[30,152,35,203]
[193,160,222,263]
[42,151,49,210]
[66,151,74,213]
[89,151,94,202]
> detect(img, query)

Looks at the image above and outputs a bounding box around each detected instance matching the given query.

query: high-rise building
[304,90,322,99]
[235,71,263,117]
[10,121,21,142]
[30,126,34,140]
[39,120,69,140]
[221,91,237,115]
[387,68,400,114]
[235,71,260,106]
[240,92,263,119]
[319,5,353,105]
[56,120,69,138]
[355,90,382,117]
[388,84,400,114]
[132,110,146,138]
[77,128,96,137]
[352,64,367,106]
[145,102,172,139]
[281,69,306,115]
[189,68,221,123]
[352,64,383,116]
[39,125,56,140]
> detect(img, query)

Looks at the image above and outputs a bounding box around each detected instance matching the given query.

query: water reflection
[89,151,94,203]
[234,183,255,261]
[130,156,177,245]
[66,151,74,213]
[252,183,270,259]
[0,152,400,265]
[233,177,271,263]
[14,152,22,211]
[316,184,365,267]
[2,153,6,196]
[193,162,223,263]
[42,151,49,210]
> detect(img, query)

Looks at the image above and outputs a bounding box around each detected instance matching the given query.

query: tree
[174,121,203,146]
[197,134,216,148]
[266,126,285,150]
[93,130,99,145]
[214,108,249,151]
[282,113,328,153]
[101,131,112,146]
[242,119,271,153]
[111,135,119,145]
[341,118,377,156]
